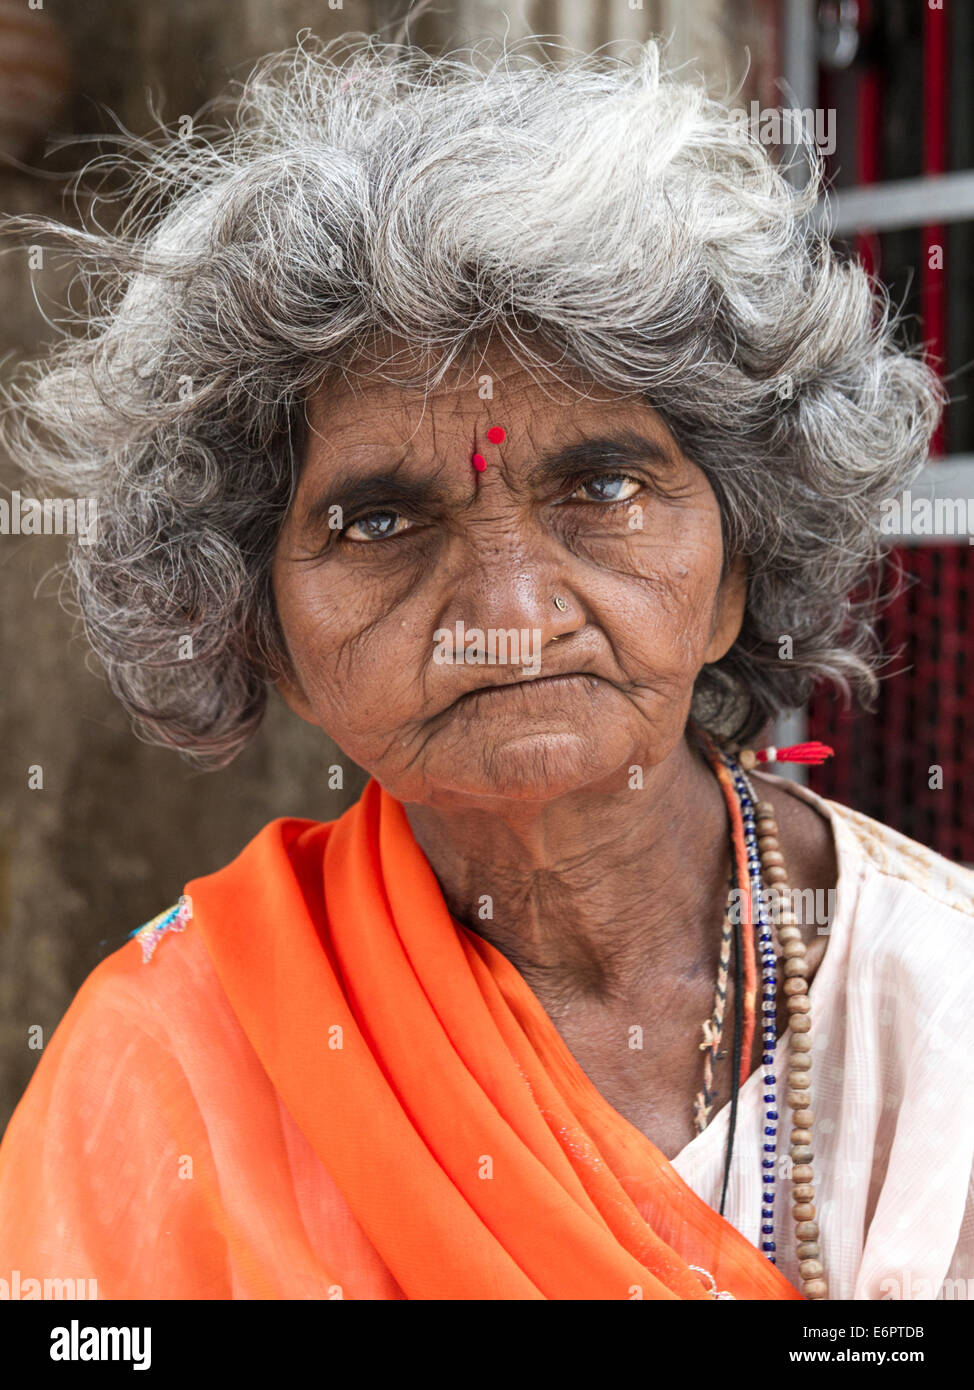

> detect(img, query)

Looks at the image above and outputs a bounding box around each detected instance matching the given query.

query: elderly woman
[0,34,971,1304]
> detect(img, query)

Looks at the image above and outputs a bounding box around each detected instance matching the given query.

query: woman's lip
[458,673,600,701]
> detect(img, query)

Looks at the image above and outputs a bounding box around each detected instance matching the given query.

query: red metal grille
[807,543,974,862]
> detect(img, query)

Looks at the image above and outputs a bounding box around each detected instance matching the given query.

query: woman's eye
[570,474,643,504]
[343,511,413,543]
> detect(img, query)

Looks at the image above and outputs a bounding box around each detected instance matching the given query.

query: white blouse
[670,773,974,1300]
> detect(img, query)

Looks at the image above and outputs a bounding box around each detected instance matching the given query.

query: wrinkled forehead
[301,333,663,449]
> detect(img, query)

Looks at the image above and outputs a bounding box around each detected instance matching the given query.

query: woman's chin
[421,730,634,804]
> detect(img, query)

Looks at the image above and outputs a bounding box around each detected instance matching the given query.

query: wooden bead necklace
[695,728,832,1302]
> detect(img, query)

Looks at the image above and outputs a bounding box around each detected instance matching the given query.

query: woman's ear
[704,553,748,663]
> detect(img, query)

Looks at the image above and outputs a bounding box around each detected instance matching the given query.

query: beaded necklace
[695,728,831,1302]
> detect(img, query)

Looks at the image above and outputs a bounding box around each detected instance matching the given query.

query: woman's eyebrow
[300,471,445,530]
[525,431,679,488]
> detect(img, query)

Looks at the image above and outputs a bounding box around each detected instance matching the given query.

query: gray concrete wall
[0,0,380,1128]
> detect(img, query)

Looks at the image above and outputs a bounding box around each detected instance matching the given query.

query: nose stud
[553,595,569,612]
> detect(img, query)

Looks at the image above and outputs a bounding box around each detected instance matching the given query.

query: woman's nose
[445,536,584,652]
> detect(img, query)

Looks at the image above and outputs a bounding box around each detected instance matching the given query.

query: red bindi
[472,425,506,472]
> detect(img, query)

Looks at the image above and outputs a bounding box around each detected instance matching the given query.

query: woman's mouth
[457,673,602,705]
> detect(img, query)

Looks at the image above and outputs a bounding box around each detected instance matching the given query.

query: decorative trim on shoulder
[826,801,974,921]
[128,898,193,963]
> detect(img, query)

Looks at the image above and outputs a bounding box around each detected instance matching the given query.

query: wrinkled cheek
[674,605,715,674]
[294,635,426,757]
[626,573,716,687]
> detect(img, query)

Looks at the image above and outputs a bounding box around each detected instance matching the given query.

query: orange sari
[0,777,801,1300]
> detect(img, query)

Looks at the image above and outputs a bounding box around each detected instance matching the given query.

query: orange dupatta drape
[0,777,802,1300]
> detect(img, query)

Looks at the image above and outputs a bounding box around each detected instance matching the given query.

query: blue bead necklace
[731,756,781,1262]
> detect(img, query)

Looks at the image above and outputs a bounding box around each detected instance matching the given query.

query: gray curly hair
[1,32,944,767]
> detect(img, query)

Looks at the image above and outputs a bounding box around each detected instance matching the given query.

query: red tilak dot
[486,426,506,444]
[471,453,487,472]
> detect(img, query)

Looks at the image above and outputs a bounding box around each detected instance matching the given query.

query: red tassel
[755,741,834,766]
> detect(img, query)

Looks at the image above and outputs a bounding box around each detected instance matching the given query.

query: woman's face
[272,349,746,807]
